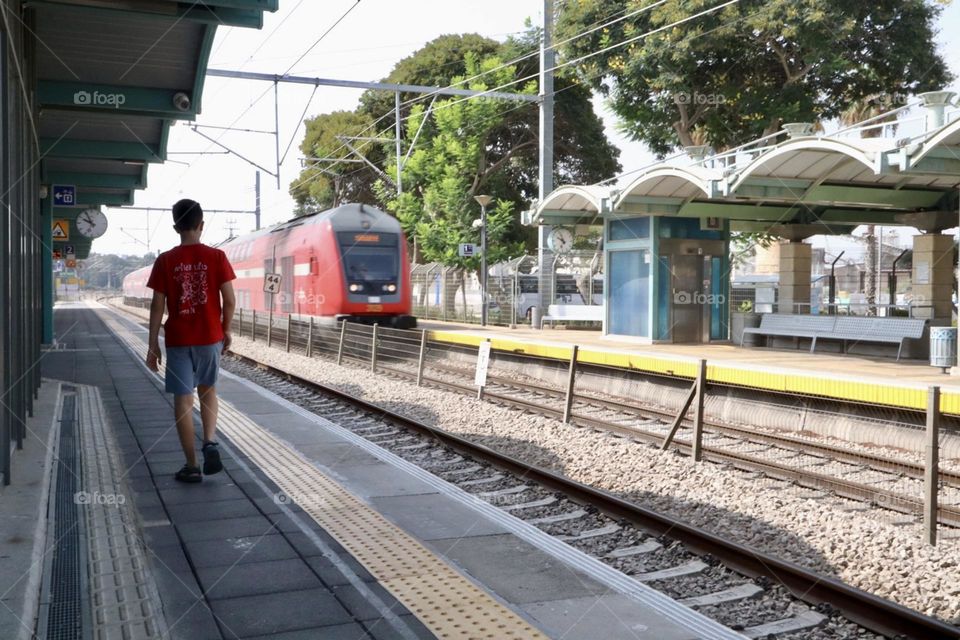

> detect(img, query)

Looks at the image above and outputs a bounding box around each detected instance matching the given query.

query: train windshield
[338,232,399,282]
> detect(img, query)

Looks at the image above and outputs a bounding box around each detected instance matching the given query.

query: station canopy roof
[531,94,960,240]
[33,0,278,258]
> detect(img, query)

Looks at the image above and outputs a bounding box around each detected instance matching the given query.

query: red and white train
[123,203,416,328]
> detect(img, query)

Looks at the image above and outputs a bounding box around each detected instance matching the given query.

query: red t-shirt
[147,244,236,347]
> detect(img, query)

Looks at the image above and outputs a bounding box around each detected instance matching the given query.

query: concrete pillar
[911,233,953,322]
[777,241,811,313]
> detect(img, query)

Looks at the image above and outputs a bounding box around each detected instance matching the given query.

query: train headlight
[349,283,362,292]
[382,283,397,293]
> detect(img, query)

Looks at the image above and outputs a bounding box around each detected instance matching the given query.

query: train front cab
[329,210,416,329]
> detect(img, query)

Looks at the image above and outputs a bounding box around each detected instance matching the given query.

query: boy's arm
[146,291,165,371]
[220,281,236,353]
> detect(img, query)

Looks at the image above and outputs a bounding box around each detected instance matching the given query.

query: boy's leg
[197,385,218,443]
[174,394,198,468]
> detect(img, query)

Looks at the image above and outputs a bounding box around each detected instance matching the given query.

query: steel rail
[227,351,960,640]
[424,358,960,486]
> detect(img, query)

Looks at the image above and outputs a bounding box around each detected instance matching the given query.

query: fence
[235,308,955,545]
[410,253,602,327]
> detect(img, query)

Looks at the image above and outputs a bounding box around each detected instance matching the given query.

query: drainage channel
[37,386,91,640]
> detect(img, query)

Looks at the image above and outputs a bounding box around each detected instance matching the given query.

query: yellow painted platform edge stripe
[427,330,956,414]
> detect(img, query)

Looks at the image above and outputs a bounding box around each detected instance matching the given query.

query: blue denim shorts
[165,341,223,395]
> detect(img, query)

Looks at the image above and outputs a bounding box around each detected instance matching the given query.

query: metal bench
[741,314,835,349]
[542,304,603,327]
[815,316,926,361]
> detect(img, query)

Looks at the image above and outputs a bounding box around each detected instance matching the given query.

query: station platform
[419,320,960,415]
[3,303,746,640]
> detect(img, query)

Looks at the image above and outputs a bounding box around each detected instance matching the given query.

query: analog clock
[547,227,574,254]
[76,208,108,239]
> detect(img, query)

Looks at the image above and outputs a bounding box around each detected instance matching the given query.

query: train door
[281,256,294,313]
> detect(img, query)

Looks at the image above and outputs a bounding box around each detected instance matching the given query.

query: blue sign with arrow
[52,184,76,206]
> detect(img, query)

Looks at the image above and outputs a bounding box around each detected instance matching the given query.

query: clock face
[548,227,574,253]
[76,209,108,239]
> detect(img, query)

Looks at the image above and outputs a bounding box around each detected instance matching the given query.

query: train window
[309,256,317,275]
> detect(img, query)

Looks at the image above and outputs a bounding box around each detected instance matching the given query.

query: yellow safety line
[216,405,548,640]
[427,330,957,414]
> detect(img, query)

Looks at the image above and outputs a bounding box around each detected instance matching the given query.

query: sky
[93,0,960,258]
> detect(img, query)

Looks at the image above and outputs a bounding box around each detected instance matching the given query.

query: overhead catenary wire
[305,0,741,181]
[279,0,773,215]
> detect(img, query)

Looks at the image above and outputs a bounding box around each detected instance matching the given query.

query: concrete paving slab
[368,493,510,540]
[522,594,700,640]
[177,515,279,543]
[209,588,353,639]
[166,499,261,523]
[324,462,439,498]
[196,558,324,600]
[295,442,385,466]
[427,534,611,605]
[183,533,298,568]
[0,380,58,640]
[244,622,373,640]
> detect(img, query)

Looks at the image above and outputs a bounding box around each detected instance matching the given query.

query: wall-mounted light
[39,185,48,199]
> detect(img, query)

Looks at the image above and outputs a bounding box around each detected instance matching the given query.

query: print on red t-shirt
[147,244,237,347]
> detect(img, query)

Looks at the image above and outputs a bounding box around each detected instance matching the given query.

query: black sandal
[175,464,202,483]
[202,442,223,475]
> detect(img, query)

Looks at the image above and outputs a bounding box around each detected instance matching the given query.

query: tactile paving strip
[97,310,546,639]
[217,407,547,639]
[77,385,167,640]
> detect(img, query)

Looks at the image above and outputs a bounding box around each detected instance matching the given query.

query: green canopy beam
[45,172,144,190]
[25,1,269,28]
[38,81,197,119]
[41,138,163,162]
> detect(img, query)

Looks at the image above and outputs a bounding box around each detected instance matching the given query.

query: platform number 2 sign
[263,273,282,294]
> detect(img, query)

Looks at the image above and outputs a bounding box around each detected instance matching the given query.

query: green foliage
[557,0,952,155]
[380,54,533,270]
[289,110,378,214]
[289,30,622,250]
[730,231,778,269]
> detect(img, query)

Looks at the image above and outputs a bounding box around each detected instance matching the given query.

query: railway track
[368,356,960,528]
[107,301,960,527]
[223,351,960,640]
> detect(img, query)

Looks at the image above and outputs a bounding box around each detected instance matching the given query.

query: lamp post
[474,195,493,326]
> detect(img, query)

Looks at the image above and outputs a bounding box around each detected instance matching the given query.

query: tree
[557,0,952,155]
[289,110,380,214]
[379,55,534,315]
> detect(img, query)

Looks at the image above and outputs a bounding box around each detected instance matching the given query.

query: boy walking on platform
[146,199,237,483]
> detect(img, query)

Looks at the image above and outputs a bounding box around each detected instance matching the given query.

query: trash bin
[530,306,542,330]
[929,326,957,371]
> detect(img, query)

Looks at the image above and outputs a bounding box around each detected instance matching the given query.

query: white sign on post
[475,340,492,387]
[458,243,476,258]
[263,273,282,294]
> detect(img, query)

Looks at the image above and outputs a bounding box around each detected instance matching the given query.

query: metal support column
[537,0,555,318]
[416,330,427,386]
[925,386,941,545]
[370,323,379,373]
[395,91,402,195]
[337,321,347,365]
[691,359,707,462]
[306,317,314,357]
[563,345,578,423]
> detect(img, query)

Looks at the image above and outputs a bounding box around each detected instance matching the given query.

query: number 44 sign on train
[263,273,282,294]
